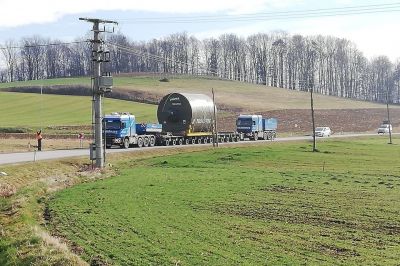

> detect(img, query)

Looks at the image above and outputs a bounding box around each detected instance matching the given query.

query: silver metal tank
[157,93,215,134]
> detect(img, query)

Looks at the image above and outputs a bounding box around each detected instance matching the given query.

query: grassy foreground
[45,138,400,265]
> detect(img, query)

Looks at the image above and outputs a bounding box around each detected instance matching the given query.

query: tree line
[1,31,399,104]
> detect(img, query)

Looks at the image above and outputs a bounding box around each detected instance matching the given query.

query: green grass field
[0,76,391,111]
[0,92,157,129]
[48,138,400,265]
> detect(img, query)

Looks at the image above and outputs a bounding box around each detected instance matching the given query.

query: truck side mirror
[121,122,126,128]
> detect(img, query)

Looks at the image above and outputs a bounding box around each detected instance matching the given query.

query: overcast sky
[0,0,399,61]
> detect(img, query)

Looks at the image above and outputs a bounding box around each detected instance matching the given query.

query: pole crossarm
[79,17,118,25]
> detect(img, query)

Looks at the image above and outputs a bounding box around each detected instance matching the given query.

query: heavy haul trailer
[159,131,241,146]
[103,113,161,148]
[157,92,240,145]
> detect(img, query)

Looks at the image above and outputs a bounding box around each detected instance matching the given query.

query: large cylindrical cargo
[157,93,215,134]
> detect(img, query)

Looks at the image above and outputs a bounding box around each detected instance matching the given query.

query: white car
[378,124,392,134]
[315,127,331,137]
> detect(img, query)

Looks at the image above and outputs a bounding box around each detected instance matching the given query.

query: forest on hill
[1,31,399,104]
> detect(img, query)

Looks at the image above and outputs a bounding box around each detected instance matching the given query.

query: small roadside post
[78,133,85,148]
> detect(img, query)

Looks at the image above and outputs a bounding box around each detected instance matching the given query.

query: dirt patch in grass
[3,85,160,105]
[260,185,308,193]
[216,203,400,236]
[317,243,360,257]
[218,108,400,133]
[0,183,16,197]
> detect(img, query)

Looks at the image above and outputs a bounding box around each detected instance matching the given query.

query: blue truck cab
[103,112,160,148]
[104,113,136,148]
[236,114,277,140]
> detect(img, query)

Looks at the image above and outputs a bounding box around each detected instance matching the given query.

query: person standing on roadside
[36,130,43,151]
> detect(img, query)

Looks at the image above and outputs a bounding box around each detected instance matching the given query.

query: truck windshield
[237,118,252,126]
[105,121,121,129]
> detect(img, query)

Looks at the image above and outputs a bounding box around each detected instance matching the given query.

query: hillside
[0,75,398,133]
[0,75,391,111]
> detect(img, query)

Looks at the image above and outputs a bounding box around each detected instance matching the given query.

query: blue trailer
[236,114,277,140]
[103,112,161,148]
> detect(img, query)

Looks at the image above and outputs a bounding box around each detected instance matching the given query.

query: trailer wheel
[123,138,130,149]
[149,136,156,147]
[137,137,144,148]
[253,133,258,141]
[197,138,202,144]
[165,140,170,146]
[172,139,176,146]
[178,139,183,145]
[143,137,150,147]
[185,139,190,145]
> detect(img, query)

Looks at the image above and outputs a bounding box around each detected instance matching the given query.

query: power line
[0,40,89,51]
[114,2,400,24]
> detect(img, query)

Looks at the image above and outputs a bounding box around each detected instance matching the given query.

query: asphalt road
[0,133,391,166]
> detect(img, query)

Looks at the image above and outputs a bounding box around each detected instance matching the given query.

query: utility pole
[310,86,317,152]
[386,85,393,144]
[212,88,218,147]
[80,18,117,168]
[309,44,317,152]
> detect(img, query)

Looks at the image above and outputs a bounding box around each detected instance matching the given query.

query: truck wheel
[137,137,144,148]
[123,138,130,149]
[149,136,156,147]
[143,137,150,147]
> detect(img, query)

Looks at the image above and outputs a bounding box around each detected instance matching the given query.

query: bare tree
[1,40,18,82]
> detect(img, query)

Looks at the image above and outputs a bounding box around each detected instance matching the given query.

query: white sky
[0,0,399,61]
